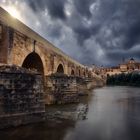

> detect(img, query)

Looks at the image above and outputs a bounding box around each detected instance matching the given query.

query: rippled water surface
[1,86,140,140]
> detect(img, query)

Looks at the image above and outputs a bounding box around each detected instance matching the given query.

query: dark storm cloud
[27,0,66,19]
[74,0,94,18]
[124,21,140,49]
[1,0,140,66]
[73,24,101,45]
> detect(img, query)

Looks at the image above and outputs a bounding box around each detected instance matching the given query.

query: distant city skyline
[1,0,140,66]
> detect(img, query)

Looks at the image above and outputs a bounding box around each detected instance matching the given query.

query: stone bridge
[0,7,105,129]
[0,7,89,78]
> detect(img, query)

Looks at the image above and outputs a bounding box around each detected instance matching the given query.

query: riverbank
[107,73,140,87]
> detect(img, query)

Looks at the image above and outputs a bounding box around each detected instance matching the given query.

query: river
[0,86,140,140]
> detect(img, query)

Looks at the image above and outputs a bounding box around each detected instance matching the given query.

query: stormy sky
[1,0,140,66]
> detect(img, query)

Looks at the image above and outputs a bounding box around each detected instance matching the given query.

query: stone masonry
[0,65,45,129]
[0,7,105,129]
[45,74,79,105]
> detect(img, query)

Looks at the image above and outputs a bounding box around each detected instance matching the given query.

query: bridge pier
[45,74,79,105]
[44,74,101,105]
[0,65,45,129]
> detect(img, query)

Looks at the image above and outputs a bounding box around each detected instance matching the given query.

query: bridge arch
[56,64,64,74]
[71,69,75,76]
[22,52,44,74]
[83,71,86,77]
[79,69,81,77]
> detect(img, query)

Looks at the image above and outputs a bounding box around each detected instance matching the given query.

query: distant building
[104,58,140,75]
[120,58,140,72]
[90,58,140,77]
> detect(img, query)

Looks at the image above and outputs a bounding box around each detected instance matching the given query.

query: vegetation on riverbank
[106,73,140,86]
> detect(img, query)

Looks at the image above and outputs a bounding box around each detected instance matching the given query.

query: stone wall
[45,74,79,105]
[76,77,88,95]
[0,65,45,129]
[76,76,105,95]
[44,74,105,105]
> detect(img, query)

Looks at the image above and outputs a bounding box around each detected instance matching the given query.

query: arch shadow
[57,64,64,74]
[22,52,44,74]
[71,69,75,76]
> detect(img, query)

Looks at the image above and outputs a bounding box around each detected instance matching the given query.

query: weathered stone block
[0,65,45,129]
[45,74,79,104]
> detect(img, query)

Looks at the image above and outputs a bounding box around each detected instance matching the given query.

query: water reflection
[0,120,76,140]
[0,86,140,140]
[64,86,140,140]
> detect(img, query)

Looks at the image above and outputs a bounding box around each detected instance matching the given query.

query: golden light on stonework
[6,6,20,19]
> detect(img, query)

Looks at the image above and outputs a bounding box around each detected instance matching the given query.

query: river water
[0,86,140,140]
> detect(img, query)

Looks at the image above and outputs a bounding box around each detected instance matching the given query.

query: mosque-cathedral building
[92,58,140,77]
